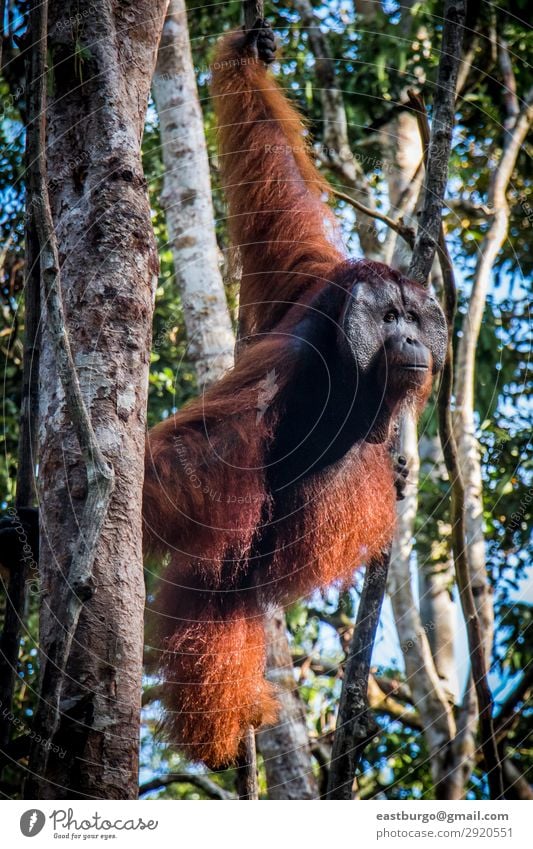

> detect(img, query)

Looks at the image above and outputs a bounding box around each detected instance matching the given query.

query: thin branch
[141,683,165,707]
[425,124,506,803]
[235,727,259,800]
[494,665,533,738]
[497,36,519,128]
[139,773,235,800]
[445,198,495,218]
[25,0,114,779]
[382,158,424,261]
[311,741,331,796]
[331,187,415,248]
[456,37,479,96]
[500,759,533,801]
[325,550,390,799]
[367,677,422,730]
[373,674,413,705]
[407,0,466,284]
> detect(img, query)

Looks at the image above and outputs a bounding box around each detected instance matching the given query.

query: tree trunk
[257,613,319,799]
[152,0,234,388]
[417,434,457,703]
[448,95,532,795]
[380,111,423,272]
[26,0,166,799]
[387,415,455,793]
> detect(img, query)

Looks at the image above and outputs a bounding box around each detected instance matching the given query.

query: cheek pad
[342,310,381,373]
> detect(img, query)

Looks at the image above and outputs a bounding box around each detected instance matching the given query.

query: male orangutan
[0,22,447,768]
[142,21,447,767]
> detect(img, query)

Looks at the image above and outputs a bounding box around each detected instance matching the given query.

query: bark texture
[387,415,455,791]
[257,613,319,799]
[27,0,166,799]
[152,0,234,388]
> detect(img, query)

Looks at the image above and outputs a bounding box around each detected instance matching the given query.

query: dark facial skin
[266,270,447,491]
[341,279,447,394]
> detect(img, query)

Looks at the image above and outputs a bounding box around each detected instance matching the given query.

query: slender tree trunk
[26,0,166,799]
[447,95,532,795]
[380,111,423,272]
[257,613,319,799]
[387,415,455,793]
[152,0,234,388]
[417,438,457,704]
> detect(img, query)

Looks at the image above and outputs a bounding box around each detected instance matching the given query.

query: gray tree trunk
[28,0,166,799]
[152,0,234,388]
[257,613,319,799]
[418,436,457,704]
[387,415,455,792]
[448,94,532,796]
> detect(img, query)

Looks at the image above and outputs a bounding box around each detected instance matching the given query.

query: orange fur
[211,30,344,337]
[161,607,278,766]
[144,31,433,767]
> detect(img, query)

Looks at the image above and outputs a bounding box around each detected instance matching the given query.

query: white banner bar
[1,799,532,848]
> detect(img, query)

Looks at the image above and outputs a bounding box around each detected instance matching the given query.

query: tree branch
[24,0,114,780]
[407,0,466,284]
[497,36,519,128]
[367,676,422,730]
[235,727,259,800]
[331,188,415,248]
[325,550,390,799]
[494,665,533,738]
[407,82,510,796]
[388,416,456,792]
[139,773,235,800]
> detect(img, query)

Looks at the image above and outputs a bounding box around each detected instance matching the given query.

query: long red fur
[211,29,344,338]
[144,32,408,767]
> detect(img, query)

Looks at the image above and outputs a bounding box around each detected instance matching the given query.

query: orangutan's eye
[383,311,398,323]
